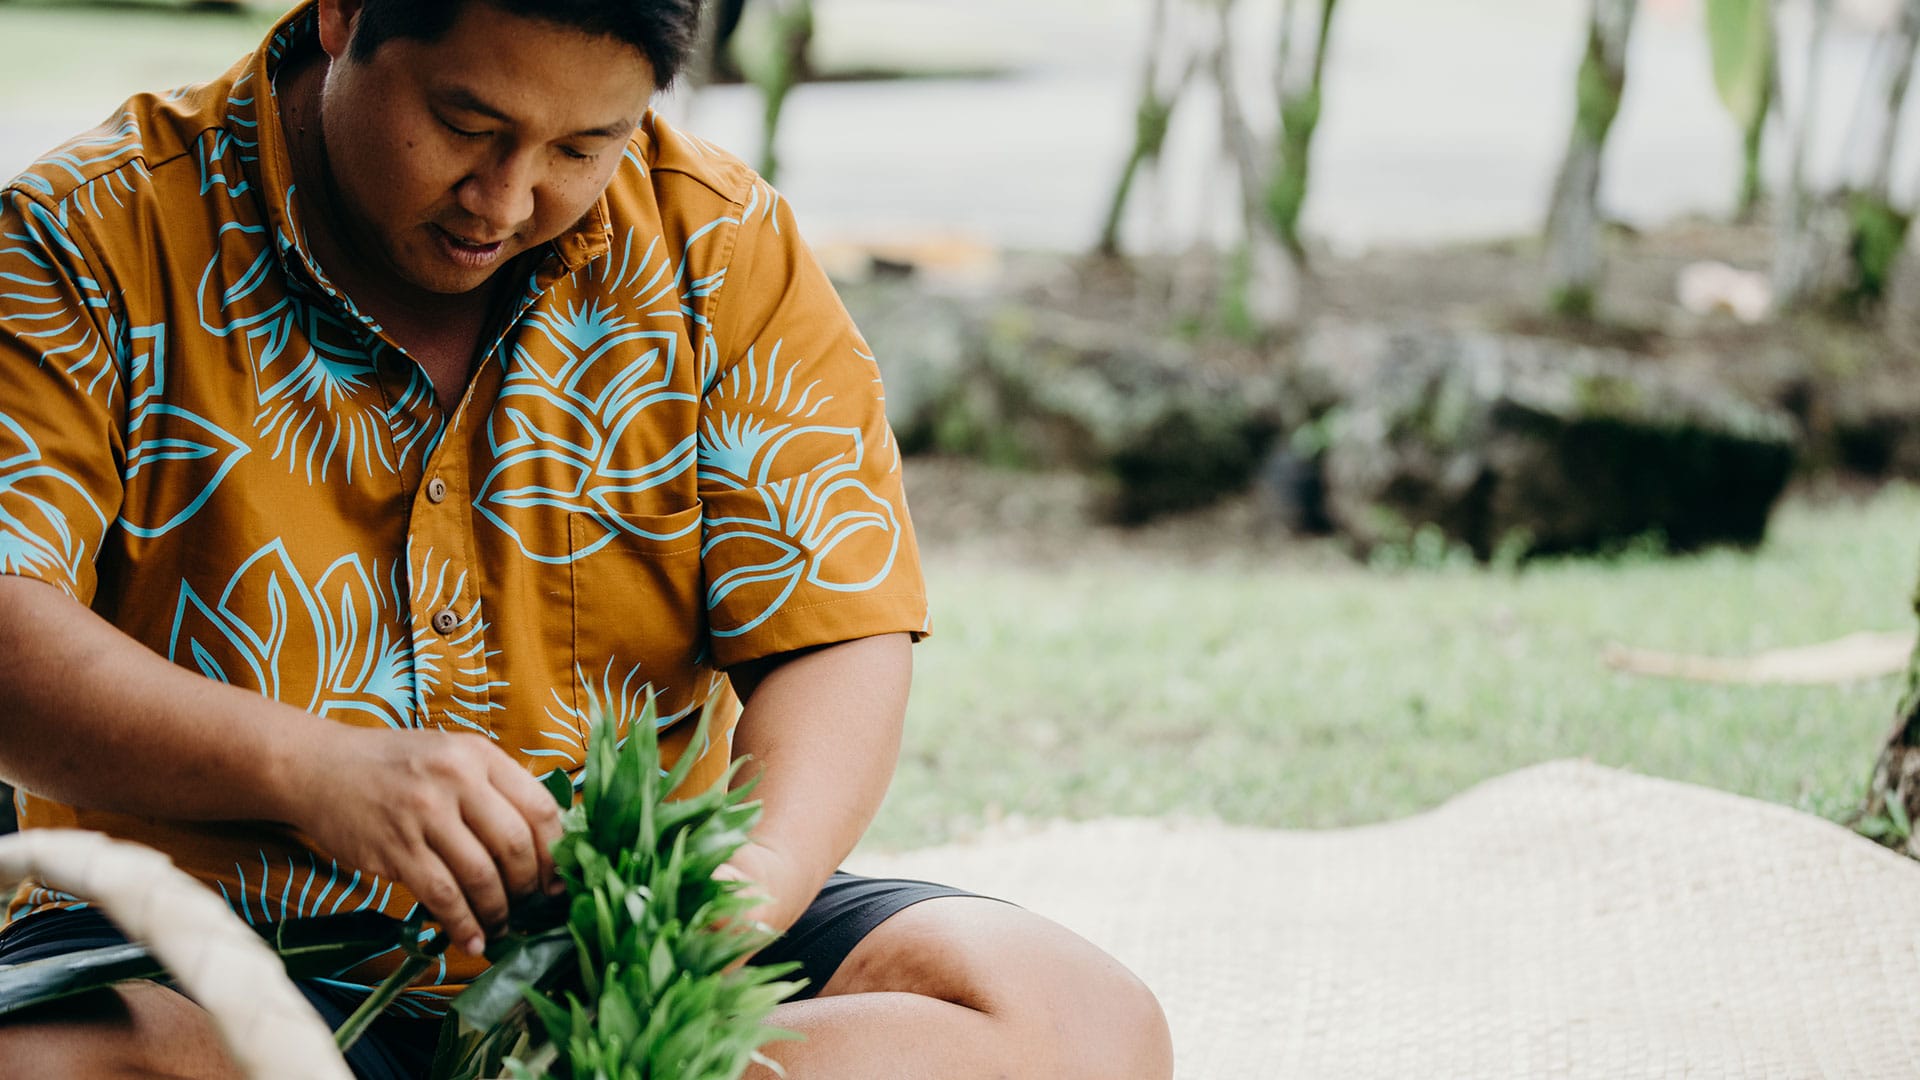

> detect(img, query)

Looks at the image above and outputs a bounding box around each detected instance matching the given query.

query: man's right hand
[280,726,566,957]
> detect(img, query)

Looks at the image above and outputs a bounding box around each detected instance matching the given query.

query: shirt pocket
[565,504,707,727]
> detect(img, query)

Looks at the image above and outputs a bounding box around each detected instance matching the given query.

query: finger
[461,783,542,902]
[427,821,512,948]
[490,755,565,892]
[406,849,488,959]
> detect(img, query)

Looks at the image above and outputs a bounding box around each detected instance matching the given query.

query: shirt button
[431,608,459,635]
[426,477,449,504]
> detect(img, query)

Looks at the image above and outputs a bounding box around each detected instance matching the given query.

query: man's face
[312,1,656,298]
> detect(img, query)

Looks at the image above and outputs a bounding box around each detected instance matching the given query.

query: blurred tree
[1774,0,1836,308]
[724,0,814,184]
[1213,0,1340,335]
[1838,0,1920,314]
[1096,0,1341,334]
[1777,0,1920,317]
[1097,0,1203,258]
[1705,0,1777,221]
[1544,0,1639,319]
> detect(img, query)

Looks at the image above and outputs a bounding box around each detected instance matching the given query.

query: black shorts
[0,871,978,1079]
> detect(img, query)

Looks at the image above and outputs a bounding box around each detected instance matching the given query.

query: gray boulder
[1297,322,1799,558]
[838,277,975,449]
[845,279,1286,522]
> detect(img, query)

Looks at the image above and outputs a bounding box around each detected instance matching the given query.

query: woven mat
[846,761,1920,1079]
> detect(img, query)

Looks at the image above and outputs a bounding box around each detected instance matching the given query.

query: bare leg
[748,896,1174,1080]
[0,981,245,1079]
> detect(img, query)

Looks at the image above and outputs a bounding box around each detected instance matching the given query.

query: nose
[455,148,538,237]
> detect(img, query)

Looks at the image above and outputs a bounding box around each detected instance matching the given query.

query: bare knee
[1023,930,1174,1080]
[0,982,244,1079]
[827,898,1175,1080]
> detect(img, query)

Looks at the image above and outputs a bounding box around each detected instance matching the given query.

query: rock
[1822,365,1920,480]
[838,277,976,449]
[959,307,1288,522]
[844,280,1287,521]
[1298,322,1799,558]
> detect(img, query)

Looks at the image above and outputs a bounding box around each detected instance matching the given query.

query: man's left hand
[712,839,812,941]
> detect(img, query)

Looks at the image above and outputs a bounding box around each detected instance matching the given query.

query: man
[0,1,1174,1076]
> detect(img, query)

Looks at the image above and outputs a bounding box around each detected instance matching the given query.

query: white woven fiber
[0,829,351,1080]
[849,761,1920,1080]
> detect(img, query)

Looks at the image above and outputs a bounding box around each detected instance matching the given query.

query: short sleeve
[0,189,124,601]
[696,182,928,667]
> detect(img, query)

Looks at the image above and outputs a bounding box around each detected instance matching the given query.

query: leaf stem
[335,941,439,1054]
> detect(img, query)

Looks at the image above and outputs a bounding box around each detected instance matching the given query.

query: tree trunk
[1214,0,1304,333]
[1859,578,1920,854]
[1735,45,1776,222]
[1268,0,1340,261]
[1838,0,1920,313]
[1775,0,1833,307]
[1241,223,1304,331]
[1097,0,1197,258]
[1544,0,1639,318]
[750,0,814,184]
[1705,0,1775,221]
[1862,1,1920,203]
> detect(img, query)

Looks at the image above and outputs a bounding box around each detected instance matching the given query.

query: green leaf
[266,911,421,979]
[1889,794,1913,839]
[450,927,575,1031]
[0,942,163,1017]
[541,768,574,810]
[335,951,435,1054]
[0,910,427,1021]
[660,695,721,800]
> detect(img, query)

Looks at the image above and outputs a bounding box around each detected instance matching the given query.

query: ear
[315,0,366,61]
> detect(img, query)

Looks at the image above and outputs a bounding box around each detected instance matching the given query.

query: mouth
[431,224,509,269]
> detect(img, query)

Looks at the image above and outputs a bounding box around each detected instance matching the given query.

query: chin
[417,268,498,296]
[400,250,503,297]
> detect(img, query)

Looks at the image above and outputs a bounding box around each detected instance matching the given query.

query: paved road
[1,0,1912,253]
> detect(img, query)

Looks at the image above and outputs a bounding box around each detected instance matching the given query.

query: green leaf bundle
[433,695,805,1079]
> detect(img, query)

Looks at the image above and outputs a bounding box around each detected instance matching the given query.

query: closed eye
[439,116,488,140]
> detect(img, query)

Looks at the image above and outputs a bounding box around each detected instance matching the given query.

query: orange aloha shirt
[0,3,926,1009]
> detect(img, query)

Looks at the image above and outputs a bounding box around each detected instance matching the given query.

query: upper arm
[0,189,124,603]
[695,181,929,669]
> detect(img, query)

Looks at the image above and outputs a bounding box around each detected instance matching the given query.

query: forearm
[727,632,911,924]
[0,574,322,824]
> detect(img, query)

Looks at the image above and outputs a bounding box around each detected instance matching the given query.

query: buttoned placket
[395,267,559,730]
[257,50,610,730]
[285,270,510,732]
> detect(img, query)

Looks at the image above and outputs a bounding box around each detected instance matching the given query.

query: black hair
[347,0,705,87]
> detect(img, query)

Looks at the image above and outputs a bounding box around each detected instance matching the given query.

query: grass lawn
[863,480,1920,851]
[0,4,274,103]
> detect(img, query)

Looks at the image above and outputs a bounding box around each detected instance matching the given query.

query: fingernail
[466,935,486,955]
[547,880,566,896]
